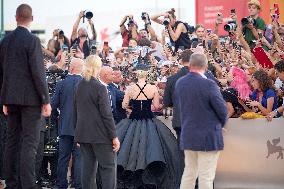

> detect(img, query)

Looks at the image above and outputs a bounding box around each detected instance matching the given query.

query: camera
[184,23,195,34]
[163,17,170,26]
[90,43,97,55]
[141,12,147,20]
[224,21,237,32]
[61,44,68,52]
[128,17,134,25]
[241,17,255,26]
[72,43,78,52]
[84,10,93,19]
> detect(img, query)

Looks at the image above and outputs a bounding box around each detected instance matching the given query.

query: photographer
[151,8,191,52]
[71,10,97,58]
[242,0,266,48]
[120,15,140,47]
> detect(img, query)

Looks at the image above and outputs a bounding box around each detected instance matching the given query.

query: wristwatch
[274,109,279,115]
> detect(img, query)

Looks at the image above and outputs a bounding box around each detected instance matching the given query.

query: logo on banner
[266,138,284,159]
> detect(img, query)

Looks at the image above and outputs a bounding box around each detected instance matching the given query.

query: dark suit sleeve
[51,81,62,111]
[0,40,3,96]
[97,84,117,139]
[163,77,173,107]
[209,82,228,126]
[28,36,50,104]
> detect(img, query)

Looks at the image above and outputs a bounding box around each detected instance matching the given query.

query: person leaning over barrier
[267,60,284,121]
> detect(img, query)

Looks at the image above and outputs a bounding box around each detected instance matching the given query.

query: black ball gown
[116,83,182,189]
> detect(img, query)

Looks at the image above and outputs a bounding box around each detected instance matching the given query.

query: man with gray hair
[175,53,228,189]
[51,58,84,189]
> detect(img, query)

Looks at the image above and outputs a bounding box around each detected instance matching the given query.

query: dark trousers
[57,135,81,189]
[35,131,45,182]
[4,105,42,189]
[80,143,116,189]
[0,113,7,180]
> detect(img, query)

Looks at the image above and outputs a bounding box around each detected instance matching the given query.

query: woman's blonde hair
[136,70,148,79]
[83,55,102,81]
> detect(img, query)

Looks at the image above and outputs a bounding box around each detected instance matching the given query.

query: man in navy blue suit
[51,58,84,189]
[100,66,126,124]
[175,53,227,189]
[109,68,127,124]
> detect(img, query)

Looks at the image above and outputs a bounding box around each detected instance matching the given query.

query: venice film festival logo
[266,138,284,160]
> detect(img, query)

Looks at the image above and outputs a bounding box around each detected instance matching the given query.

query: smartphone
[231,9,236,14]
[104,41,109,47]
[252,47,274,69]
[274,3,279,15]
[207,29,212,35]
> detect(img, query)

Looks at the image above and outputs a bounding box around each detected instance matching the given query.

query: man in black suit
[52,58,84,189]
[109,68,127,124]
[0,4,51,189]
[164,49,193,143]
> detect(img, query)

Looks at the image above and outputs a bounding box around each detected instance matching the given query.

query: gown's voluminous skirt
[116,118,182,189]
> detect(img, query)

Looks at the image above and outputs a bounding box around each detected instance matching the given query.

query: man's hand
[88,19,94,26]
[42,104,52,117]
[3,105,8,116]
[79,11,85,19]
[112,137,120,152]
[247,23,254,30]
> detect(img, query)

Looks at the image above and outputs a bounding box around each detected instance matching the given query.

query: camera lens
[85,11,93,19]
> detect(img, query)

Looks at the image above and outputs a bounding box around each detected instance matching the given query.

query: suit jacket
[164,67,219,130]
[0,26,49,106]
[109,83,127,124]
[51,74,82,136]
[175,72,228,151]
[74,77,117,144]
[164,67,189,130]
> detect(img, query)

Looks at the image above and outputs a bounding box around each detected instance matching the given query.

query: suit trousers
[57,135,81,189]
[79,143,116,189]
[180,150,220,189]
[4,105,42,189]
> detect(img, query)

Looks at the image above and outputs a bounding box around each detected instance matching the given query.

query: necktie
[107,86,113,112]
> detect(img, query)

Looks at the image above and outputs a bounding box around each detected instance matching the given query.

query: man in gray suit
[175,53,227,189]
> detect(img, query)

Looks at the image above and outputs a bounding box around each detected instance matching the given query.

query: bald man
[0,4,50,189]
[51,58,84,189]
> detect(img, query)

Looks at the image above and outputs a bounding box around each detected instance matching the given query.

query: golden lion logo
[266,138,284,159]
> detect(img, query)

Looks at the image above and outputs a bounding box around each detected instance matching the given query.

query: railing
[157,117,284,189]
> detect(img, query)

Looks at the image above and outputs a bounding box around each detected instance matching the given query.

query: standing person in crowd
[0,109,7,187]
[99,66,119,123]
[246,70,278,116]
[0,4,51,189]
[109,67,127,124]
[163,49,195,188]
[74,55,119,189]
[119,15,140,47]
[51,58,84,189]
[242,0,266,48]
[268,60,284,120]
[71,11,97,58]
[151,8,191,52]
[116,64,182,189]
[176,53,228,189]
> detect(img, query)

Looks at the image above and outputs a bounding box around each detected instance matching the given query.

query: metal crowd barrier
[157,117,284,189]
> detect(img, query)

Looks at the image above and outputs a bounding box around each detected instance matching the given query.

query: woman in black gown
[116,65,182,189]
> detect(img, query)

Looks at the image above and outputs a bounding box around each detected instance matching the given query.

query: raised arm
[71,11,84,42]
